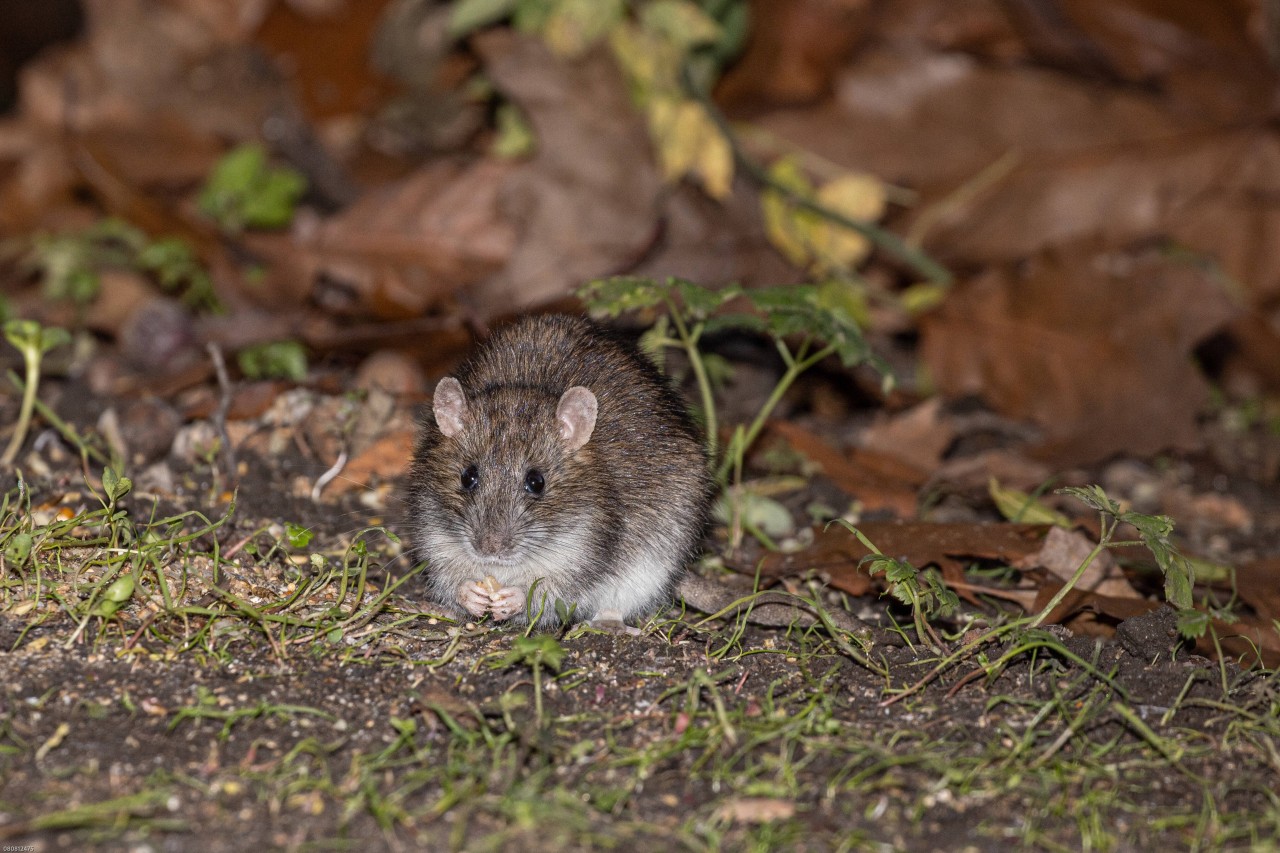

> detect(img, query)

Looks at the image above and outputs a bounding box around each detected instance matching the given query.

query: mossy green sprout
[198,144,307,234]
[2,319,70,466]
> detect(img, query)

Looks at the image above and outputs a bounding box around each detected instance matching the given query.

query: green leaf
[36,325,71,355]
[102,467,132,503]
[90,573,135,617]
[988,478,1071,526]
[541,0,624,58]
[491,102,536,159]
[238,341,308,382]
[640,1,722,49]
[449,0,519,38]
[738,284,872,367]
[199,145,307,232]
[505,635,567,672]
[1175,608,1210,639]
[670,278,740,319]
[285,523,314,549]
[103,574,135,603]
[713,491,794,539]
[577,277,671,317]
[4,532,33,568]
[1059,485,1121,516]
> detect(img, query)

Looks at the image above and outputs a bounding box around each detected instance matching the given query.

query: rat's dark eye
[524,469,545,497]
[460,464,480,492]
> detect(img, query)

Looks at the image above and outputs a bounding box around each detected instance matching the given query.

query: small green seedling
[1058,485,1194,613]
[834,519,958,648]
[496,634,566,730]
[199,145,307,233]
[579,276,881,488]
[237,340,308,382]
[25,219,220,312]
[2,319,70,466]
[285,523,315,549]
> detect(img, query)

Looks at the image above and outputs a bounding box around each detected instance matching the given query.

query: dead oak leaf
[920,242,1235,465]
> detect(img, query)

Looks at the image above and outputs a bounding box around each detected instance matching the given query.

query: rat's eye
[524,469,545,497]
[460,464,480,491]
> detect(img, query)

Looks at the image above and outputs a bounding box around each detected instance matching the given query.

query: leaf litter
[0,0,1279,849]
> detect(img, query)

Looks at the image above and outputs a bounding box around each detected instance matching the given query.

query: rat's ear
[557,386,597,451]
[433,377,468,437]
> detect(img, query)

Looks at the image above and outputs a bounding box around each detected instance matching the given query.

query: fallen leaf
[859,398,954,475]
[326,427,416,494]
[752,520,1050,600]
[1232,557,1280,625]
[715,0,873,111]
[471,30,663,312]
[766,421,923,516]
[308,158,519,317]
[919,242,1235,464]
[1016,526,1139,599]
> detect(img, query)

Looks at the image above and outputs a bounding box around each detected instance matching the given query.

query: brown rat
[408,314,713,628]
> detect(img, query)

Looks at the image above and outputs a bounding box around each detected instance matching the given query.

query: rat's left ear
[557,386,597,451]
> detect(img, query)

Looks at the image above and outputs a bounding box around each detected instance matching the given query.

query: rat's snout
[472,525,516,558]
[465,491,524,561]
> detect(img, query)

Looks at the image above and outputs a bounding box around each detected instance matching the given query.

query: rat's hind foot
[588,609,642,636]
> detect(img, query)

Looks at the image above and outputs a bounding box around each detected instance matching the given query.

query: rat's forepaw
[457,580,494,619]
[488,587,526,621]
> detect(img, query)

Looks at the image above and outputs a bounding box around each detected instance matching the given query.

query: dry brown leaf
[1006,0,1272,123]
[1015,526,1139,599]
[754,520,1049,600]
[754,46,1183,199]
[308,159,518,317]
[919,243,1235,464]
[766,421,923,516]
[326,427,416,495]
[470,30,663,312]
[859,398,954,475]
[715,0,873,111]
[1233,557,1280,625]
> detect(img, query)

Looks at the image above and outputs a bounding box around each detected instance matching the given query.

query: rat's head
[417,376,600,574]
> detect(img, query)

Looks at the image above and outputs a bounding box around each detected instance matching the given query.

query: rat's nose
[472,525,516,558]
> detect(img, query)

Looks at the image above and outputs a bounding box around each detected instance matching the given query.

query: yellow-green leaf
[900,280,951,315]
[542,0,623,58]
[807,173,886,272]
[761,158,815,267]
[639,0,722,49]
[989,478,1072,527]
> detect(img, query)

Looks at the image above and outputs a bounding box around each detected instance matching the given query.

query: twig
[206,342,238,482]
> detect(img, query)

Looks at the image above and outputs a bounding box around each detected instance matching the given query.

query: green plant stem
[1025,516,1114,630]
[715,339,836,483]
[533,660,544,730]
[665,304,717,460]
[1,349,40,466]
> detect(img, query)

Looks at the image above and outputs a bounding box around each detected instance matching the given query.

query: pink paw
[457,581,493,619]
[488,586,526,621]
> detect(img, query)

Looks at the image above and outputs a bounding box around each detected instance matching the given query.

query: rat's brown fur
[408,314,712,627]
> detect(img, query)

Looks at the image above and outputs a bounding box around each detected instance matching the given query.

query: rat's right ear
[433,377,468,437]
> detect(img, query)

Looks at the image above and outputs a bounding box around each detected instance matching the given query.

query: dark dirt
[3,377,1279,851]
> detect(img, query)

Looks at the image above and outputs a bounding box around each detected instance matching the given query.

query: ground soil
[2,380,1278,852]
